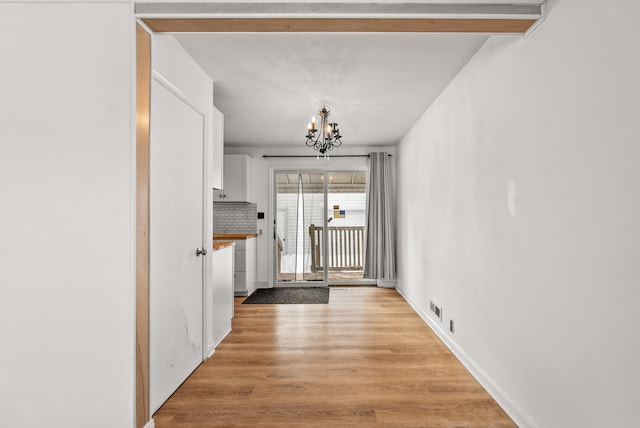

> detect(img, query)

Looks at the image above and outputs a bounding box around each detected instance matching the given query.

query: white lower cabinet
[233,237,256,296]
[208,244,234,356]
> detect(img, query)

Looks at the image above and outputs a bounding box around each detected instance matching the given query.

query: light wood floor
[153,287,515,427]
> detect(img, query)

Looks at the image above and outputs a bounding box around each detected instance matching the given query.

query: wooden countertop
[214,233,258,240]
[213,241,235,251]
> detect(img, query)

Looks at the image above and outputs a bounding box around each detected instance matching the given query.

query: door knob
[196,247,207,256]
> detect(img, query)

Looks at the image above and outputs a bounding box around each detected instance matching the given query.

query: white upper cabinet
[211,106,224,190]
[217,154,251,202]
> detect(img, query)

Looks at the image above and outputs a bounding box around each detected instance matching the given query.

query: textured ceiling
[176,32,490,147]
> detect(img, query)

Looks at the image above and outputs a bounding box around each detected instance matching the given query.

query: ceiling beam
[136,2,541,18]
[137,2,542,34]
[142,17,537,33]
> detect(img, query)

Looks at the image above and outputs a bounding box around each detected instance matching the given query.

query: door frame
[135,24,151,428]
[136,24,214,426]
[272,169,375,288]
[136,11,541,427]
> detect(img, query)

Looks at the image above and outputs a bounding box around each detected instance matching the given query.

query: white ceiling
[169,1,543,147]
[177,32,491,147]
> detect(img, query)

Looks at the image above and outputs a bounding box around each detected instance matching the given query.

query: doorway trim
[135,22,151,428]
[134,10,541,428]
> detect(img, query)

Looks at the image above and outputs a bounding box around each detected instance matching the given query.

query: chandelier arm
[306,136,317,147]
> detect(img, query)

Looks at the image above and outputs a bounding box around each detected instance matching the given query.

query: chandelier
[305,104,342,155]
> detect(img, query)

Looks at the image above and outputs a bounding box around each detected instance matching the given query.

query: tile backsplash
[213,202,257,234]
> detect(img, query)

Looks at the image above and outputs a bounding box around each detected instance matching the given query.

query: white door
[149,78,205,413]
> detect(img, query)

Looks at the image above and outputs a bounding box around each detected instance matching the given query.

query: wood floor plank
[153,287,514,427]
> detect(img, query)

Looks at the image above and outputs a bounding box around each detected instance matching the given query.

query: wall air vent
[429,300,443,322]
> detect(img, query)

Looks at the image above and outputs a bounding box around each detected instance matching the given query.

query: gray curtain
[363,152,396,284]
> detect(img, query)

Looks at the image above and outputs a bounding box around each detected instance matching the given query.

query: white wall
[153,35,215,114]
[0,2,135,427]
[396,0,640,426]
[226,145,395,286]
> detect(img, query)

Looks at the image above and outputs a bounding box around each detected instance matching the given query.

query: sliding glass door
[275,173,324,283]
[274,171,369,286]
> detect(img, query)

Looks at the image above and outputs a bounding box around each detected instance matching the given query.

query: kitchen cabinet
[216,154,251,201]
[213,233,258,296]
[233,237,257,296]
[211,106,224,190]
[207,242,234,356]
[214,234,257,296]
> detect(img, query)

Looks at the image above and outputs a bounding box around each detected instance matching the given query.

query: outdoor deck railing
[309,224,365,272]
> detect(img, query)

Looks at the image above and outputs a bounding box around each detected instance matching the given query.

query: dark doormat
[242,287,329,304]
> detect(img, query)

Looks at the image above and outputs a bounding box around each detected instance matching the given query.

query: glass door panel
[275,173,325,283]
[326,173,367,283]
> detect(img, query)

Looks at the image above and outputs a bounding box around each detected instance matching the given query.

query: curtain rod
[261,154,392,158]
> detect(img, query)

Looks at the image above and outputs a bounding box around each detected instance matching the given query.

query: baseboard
[143,419,155,428]
[395,286,536,428]
[377,279,396,288]
[214,326,232,348]
[208,323,232,357]
[247,284,258,296]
